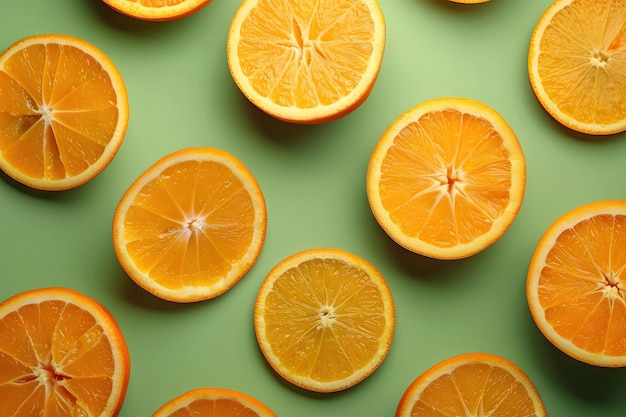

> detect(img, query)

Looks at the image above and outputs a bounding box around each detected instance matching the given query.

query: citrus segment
[366,97,526,260]
[103,0,212,21]
[113,147,267,303]
[527,200,626,367]
[0,287,130,417]
[254,248,395,392]
[528,0,626,135]
[226,0,386,124]
[152,388,277,417]
[396,353,547,417]
[0,34,128,190]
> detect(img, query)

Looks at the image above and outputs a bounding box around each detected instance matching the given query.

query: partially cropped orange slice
[366,97,526,260]
[112,147,267,303]
[254,248,395,392]
[103,0,212,21]
[0,34,129,190]
[226,0,386,124]
[528,0,626,135]
[395,353,547,417]
[152,388,277,417]
[0,287,130,417]
[449,0,490,3]
[527,200,626,367]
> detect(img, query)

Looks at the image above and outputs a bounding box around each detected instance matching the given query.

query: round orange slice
[366,97,526,260]
[103,0,212,21]
[0,287,130,417]
[152,388,277,417]
[528,0,626,135]
[254,248,395,392]
[527,200,626,367]
[226,0,386,124]
[449,0,490,3]
[395,353,547,417]
[112,147,267,303]
[0,34,129,191]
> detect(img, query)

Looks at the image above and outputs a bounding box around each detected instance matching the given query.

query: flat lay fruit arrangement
[1,0,626,416]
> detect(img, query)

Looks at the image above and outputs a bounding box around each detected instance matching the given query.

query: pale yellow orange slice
[528,0,626,135]
[254,248,395,392]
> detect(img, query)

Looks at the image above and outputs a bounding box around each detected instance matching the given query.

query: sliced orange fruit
[254,248,395,392]
[366,97,526,260]
[0,34,129,191]
[528,0,626,135]
[0,287,130,417]
[226,0,386,124]
[103,0,212,21]
[113,147,267,303]
[152,388,277,417]
[395,353,547,417]
[449,0,490,3]
[527,200,626,367]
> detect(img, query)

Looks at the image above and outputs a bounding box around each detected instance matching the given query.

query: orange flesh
[536,1,626,126]
[0,300,116,416]
[131,0,188,5]
[263,258,388,383]
[237,0,376,108]
[409,363,538,416]
[379,109,512,248]
[538,214,626,356]
[0,42,119,181]
[122,160,257,290]
[166,398,263,417]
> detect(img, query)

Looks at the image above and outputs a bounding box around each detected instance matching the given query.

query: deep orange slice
[0,287,130,417]
[0,34,128,190]
[113,147,267,302]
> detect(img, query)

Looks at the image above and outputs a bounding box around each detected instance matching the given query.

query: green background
[2,0,626,416]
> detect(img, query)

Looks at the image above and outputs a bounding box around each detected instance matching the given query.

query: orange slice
[0,287,130,417]
[527,200,626,367]
[449,0,490,3]
[254,248,395,392]
[226,0,386,124]
[112,147,267,303]
[366,97,526,260]
[528,0,626,135]
[0,34,129,191]
[395,353,547,417]
[152,388,277,417]
[103,0,212,21]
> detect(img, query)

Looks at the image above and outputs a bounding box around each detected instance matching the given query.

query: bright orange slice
[527,200,626,367]
[449,0,490,3]
[366,97,526,260]
[103,0,212,21]
[226,0,386,124]
[395,353,547,417]
[152,388,277,417]
[254,248,395,392]
[528,0,626,135]
[0,287,130,417]
[0,34,129,190]
[112,147,267,303]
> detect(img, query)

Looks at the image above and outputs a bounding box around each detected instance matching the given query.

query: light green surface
[2,0,626,416]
